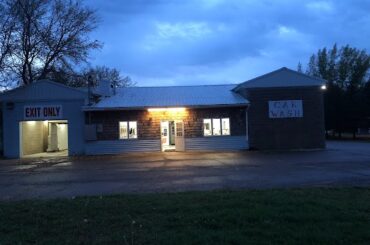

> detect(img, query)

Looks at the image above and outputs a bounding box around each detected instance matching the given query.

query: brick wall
[240,86,325,150]
[87,107,246,140]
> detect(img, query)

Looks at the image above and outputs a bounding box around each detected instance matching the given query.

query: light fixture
[148,107,186,112]
[321,85,327,90]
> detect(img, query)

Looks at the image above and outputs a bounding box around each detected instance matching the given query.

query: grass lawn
[1,188,370,244]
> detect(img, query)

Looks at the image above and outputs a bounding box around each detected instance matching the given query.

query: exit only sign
[24,105,63,120]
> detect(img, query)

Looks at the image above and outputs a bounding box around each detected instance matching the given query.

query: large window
[212,118,221,135]
[119,121,137,139]
[203,119,212,136]
[222,118,230,135]
[203,118,230,136]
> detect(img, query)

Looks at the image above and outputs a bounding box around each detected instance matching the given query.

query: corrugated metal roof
[85,84,248,110]
[234,67,326,90]
[0,80,87,102]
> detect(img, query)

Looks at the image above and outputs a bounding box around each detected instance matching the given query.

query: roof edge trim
[83,103,249,111]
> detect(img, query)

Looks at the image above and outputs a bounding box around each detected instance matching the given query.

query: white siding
[85,137,248,155]
[1,81,87,158]
[185,136,248,151]
[85,140,161,155]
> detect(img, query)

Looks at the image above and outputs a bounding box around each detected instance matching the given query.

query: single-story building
[0,67,326,158]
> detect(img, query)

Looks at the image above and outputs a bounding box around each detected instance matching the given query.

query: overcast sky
[86,0,370,86]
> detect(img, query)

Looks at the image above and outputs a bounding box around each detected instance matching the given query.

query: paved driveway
[0,140,370,200]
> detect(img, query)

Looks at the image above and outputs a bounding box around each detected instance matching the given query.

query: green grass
[1,188,370,244]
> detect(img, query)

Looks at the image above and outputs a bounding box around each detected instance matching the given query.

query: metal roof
[234,67,326,90]
[85,84,248,110]
[0,80,87,102]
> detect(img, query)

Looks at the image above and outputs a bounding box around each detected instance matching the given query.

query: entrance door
[175,121,185,151]
[161,121,177,151]
[161,121,169,151]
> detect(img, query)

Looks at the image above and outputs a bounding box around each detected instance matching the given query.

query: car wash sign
[24,105,63,120]
[268,100,303,118]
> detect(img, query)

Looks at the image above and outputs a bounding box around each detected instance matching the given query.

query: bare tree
[82,66,136,88]
[0,0,101,86]
[61,65,135,87]
[0,2,17,88]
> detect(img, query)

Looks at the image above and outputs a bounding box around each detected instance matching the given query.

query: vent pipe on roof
[87,75,93,105]
[112,80,117,95]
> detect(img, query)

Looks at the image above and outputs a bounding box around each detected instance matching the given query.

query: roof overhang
[234,84,326,91]
[233,67,327,91]
[82,103,249,111]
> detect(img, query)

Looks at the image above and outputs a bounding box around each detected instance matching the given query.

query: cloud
[155,22,212,40]
[306,1,334,12]
[86,0,370,86]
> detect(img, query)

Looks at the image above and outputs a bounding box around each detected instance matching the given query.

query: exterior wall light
[321,85,327,90]
[147,107,186,112]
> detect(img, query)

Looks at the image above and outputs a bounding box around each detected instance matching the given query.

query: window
[119,121,137,139]
[222,118,230,135]
[119,122,128,139]
[129,121,137,139]
[212,118,221,135]
[203,118,230,136]
[203,119,212,136]
[176,122,183,137]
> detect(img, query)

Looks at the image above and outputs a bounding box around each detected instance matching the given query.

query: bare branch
[0,0,101,86]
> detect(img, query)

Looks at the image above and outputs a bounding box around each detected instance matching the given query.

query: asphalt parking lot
[0,140,369,200]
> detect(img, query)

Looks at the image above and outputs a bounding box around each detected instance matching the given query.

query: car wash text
[268,100,303,118]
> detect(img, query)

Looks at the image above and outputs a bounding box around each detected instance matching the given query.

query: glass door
[175,121,185,151]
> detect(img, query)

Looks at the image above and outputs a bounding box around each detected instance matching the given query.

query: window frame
[203,118,212,136]
[119,121,138,140]
[212,118,221,136]
[221,118,230,136]
[203,118,230,137]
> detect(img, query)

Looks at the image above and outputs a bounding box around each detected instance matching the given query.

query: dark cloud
[86,0,370,86]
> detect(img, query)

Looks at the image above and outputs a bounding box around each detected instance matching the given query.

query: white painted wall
[1,81,87,158]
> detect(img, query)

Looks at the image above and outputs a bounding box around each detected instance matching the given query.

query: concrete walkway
[0,140,370,200]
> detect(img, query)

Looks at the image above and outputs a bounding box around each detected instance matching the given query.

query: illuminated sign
[24,105,63,120]
[268,100,303,118]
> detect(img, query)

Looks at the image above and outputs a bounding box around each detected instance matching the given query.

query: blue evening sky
[86,0,370,86]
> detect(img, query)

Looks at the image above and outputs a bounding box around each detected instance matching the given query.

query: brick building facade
[1,67,327,158]
[87,107,247,141]
[242,87,325,150]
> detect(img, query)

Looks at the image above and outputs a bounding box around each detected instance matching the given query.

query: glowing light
[148,107,186,112]
[27,121,36,125]
[321,85,327,90]
[43,120,48,126]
